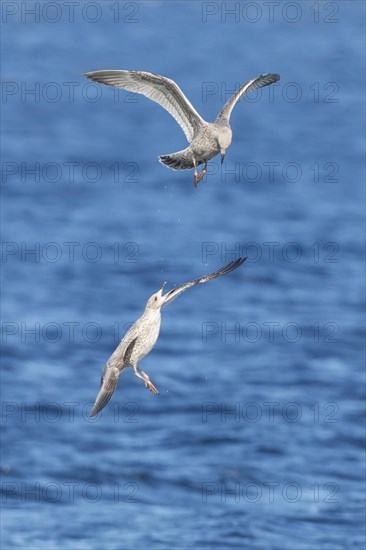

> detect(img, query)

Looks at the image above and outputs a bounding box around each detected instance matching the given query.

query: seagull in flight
[84,70,280,186]
[89,258,246,417]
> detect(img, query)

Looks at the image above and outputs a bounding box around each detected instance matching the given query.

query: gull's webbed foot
[134,366,159,394]
[145,379,159,394]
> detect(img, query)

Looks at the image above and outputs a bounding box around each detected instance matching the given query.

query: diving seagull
[84,70,280,186]
[89,258,246,417]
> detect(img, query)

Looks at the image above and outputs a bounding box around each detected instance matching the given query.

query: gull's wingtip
[226,257,247,272]
[84,71,100,81]
[233,256,247,269]
[257,73,280,83]
[267,73,280,82]
[84,70,106,80]
[89,400,105,418]
[89,397,106,417]
[231,256,247,267]
[89,405,99,418]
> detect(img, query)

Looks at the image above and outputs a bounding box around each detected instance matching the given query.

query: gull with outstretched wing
[84,70,280,186]
[89,258,246,417]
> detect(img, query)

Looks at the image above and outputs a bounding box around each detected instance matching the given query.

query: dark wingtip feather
[89,391,112,418]
[262,73,280,82]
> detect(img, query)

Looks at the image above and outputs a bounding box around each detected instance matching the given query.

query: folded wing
[89,329,139,417]
[85,70,205,143]
[89,364,120,417]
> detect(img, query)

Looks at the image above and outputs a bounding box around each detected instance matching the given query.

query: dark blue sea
[1,1,365,548]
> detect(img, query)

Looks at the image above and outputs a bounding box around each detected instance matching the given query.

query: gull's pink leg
[134,366,159,394]
[195,161,207,185]
[193,159,199,187]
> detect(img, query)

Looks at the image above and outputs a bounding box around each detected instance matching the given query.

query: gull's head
[146,282,166,310]
[217,125,232,164]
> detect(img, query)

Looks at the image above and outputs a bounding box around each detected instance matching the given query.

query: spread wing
[217,73,280,123]
[85,70,205,143]
[162,257,247,307]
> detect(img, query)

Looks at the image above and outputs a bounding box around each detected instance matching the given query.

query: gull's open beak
[160,282,167,294]
[221,153,225,164]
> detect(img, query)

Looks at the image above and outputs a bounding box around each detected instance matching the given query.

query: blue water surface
[1,1,365,549]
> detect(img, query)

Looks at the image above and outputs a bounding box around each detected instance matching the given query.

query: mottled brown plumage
[85,70,280,185]
[89,258,246,417]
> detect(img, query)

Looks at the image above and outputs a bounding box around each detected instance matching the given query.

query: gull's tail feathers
[159,149,195,171]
